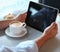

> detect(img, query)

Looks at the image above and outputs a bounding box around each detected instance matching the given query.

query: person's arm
[35,22,58,48]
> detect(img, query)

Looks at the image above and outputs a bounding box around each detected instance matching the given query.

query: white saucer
[5,28,27,38]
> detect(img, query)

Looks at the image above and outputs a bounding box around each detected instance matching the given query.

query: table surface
[0,14,60,52]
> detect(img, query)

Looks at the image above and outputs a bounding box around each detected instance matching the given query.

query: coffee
[9,21,26,35]
[10,22,21,27]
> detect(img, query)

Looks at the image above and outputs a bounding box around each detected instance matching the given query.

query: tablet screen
[25,1,59,32]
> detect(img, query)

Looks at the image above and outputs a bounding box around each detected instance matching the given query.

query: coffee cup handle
[22,22,26,28]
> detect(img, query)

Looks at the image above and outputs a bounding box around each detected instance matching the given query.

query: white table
[0,14,60,52]
[0,26,42,47]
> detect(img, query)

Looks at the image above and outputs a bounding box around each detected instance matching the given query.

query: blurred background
[0,0,39,20]
[0,0,60,21]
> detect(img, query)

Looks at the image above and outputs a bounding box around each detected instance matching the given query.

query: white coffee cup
[9,21,26,35]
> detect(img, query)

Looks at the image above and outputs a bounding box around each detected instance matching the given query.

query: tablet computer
[25,1,59,32]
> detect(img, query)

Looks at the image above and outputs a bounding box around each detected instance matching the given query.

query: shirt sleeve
[16,40,38,52]
[0,40,38,52]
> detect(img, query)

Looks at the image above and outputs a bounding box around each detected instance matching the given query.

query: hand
[43,22,58,39]
[35,22,58,48]
[16,12,27,22]
[0,12,27,30]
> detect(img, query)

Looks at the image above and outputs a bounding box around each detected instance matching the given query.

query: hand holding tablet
[25,1,59,32]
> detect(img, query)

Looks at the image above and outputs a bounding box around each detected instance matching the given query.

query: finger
[54,24,58,33]
[47,25,54,31]
[45,22,56,31]
[51,22,55,27]
[55,22,58,29]
[52,24,58,34]
[53,22,58,30]
[50,22,56,29]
